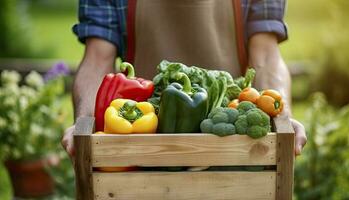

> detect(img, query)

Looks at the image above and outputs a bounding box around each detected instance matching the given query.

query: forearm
[248,33,292,116]
[73,38,117,120]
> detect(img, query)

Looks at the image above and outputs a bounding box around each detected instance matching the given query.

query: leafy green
[225,84,242,101]
[235,68,256,90]
[152,60,234,114]
[151,61,257,114]
[225,68,256,100]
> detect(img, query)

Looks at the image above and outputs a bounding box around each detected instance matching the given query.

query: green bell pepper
[158,72,208,133]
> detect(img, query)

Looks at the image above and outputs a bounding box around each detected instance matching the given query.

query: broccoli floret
[234,108,271,139]
[247,125,269,139]
[202,107,247,137]
[237,101,256,114]
[246,108,270,127]
[223,107,239,123]
[212,123,236,137]
[235,115,248,134]
[211,112,229,124]
[200,119,214,133]
[208,107,225,119]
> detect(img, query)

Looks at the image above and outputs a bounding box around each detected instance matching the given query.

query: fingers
[291,119,307,156]
[61,126,75,158]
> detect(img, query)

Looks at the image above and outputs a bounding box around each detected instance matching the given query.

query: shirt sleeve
[72,0,119,47]
[247,0,288,42]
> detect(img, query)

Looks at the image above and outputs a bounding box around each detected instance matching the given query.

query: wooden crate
[73,115,295,200]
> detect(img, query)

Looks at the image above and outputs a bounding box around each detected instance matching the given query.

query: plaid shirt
[73,0,288,58]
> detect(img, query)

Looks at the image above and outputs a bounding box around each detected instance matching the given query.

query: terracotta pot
[4,157,56,198]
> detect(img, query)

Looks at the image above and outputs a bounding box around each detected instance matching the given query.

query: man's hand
[61,38,116,157]
[249,33,307,155]
[291,119,307,156]
[62,125,75,157]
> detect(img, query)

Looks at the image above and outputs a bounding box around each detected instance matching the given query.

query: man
[62,0,307,156]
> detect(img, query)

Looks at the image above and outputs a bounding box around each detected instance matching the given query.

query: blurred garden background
[1,0,349,199]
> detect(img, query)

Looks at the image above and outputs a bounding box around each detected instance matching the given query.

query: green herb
[151,60,256,115]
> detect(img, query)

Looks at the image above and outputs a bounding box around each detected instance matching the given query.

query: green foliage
[0,164,11,200]
[311,23,349,105]
[232,68,256,92]
[28,0,80,60]
[0,0,35,58]
[225,68,256,101]
[152,60,233,114]
[46,154,75,200]
[0,70,67,160]
[310,0,349,105]
[295,93,349,200]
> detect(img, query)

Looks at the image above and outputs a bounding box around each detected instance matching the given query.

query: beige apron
[127,0,247,79]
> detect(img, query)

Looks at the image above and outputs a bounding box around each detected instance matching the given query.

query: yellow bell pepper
[104,99,158,134]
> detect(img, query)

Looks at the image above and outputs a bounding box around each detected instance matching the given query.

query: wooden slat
[74,116,95,136]
[93,171,276,200]
[74,117,95,200]
[273,115,295,200]
[91,133,276,167]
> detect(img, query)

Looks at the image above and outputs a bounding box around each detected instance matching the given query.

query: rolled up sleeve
[247,0,288,42]
[72,0,119,47]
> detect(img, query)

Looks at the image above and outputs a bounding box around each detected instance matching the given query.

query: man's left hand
[290,118,307,156]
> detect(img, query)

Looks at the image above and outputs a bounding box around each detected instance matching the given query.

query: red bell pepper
[94,62,154,131]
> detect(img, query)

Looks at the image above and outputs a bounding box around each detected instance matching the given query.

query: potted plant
[0,69,67,198]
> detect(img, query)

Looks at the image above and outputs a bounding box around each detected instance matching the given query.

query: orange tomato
[238,88,260,103]
[228,99,239,109]
[256,89,284,117]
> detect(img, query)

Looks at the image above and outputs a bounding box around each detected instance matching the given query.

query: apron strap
[232,0,248,74]
[126,0,248,74]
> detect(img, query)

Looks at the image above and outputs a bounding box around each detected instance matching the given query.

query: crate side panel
[273,115,295,200]
[91,134,276,167]
[93,171,276,200]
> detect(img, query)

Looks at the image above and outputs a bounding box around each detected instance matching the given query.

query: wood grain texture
[74,117,95,200]
[91,133,276,167]
[93,171,276,200]
[273,115,295,200]
[74,116,95,136]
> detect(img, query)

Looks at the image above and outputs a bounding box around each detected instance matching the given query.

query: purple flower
[44,62,70,82]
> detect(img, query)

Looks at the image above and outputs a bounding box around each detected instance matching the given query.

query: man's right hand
[62,125,75,157]
[62,38,117,157]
